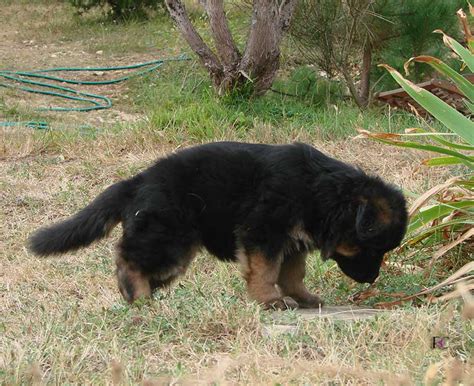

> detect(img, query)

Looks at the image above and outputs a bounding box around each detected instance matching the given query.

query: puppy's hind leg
[116,255,152,304]
[148,244,200,293]
[115,241,199,304]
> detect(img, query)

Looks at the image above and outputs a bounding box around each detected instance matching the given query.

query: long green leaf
[379,65,474,145]
[407,219,474,246]
[404,56,474,102]
[359,132,474,169]
[408,201,474,233]
[434,30,474,72]
[429,134,474,151]
[404,128,474,150]
[423,156,472,166]
[457,179,474,189]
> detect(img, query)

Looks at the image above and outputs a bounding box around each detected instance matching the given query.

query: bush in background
[290,0,465,108]
[271,66,346,106]
[69,0,163,19]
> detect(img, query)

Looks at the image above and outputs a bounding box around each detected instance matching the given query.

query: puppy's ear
[355,200,384,239]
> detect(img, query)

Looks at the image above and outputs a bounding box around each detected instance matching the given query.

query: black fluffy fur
[29,142,408,292]
[28,180,138,255]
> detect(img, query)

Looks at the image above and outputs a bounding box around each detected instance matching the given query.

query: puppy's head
[321,178,408,283]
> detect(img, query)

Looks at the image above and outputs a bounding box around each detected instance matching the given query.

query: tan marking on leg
[237,249,296,309]
[289,222,314,248]
[278,253,323,308]
[246,252,282,304]
[235,244,250,278]
[115,256,151,304]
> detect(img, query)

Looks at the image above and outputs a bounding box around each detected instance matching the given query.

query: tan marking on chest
[335,244,360,257]
[289,223,313,247]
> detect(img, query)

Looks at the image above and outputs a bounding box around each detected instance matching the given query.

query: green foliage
[128,64,423,141]
[377,0,463,57]
[69,0,163,19]
[271,66,345,106]
[290,0,465,104]
[362,11,473,265]
[372,0,465,89]
[290,0,350,78]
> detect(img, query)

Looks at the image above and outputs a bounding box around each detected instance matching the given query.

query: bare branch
[205,0,241,68]
[165,0,224,85]
[278,0,299,36]
[359,42,372,107]
[340,63,365,108]
[166,0,296,95]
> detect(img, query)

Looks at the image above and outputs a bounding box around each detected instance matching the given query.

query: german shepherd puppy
[29,142,407,309]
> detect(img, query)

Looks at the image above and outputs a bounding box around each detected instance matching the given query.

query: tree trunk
[240,1,280,94]
[339,42,372,110]
[165,0,298,96]
[165,0,224,88]
[205,0,241,92]
[340,64,365,109]
[359,42,372,108]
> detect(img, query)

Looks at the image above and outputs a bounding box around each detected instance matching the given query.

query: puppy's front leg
[278,252,323,308]
[238,250,299,310]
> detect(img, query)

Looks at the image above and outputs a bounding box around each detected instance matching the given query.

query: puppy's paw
[294,294,324,309]
[266,296,299,310]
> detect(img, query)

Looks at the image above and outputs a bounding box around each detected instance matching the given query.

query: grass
[127,62,428,141]
[1,1,472,384]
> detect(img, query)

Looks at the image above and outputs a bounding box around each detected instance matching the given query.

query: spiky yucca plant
[359,6,473,299]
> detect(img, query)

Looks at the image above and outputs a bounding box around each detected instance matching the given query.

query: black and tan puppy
[29,142,407,309]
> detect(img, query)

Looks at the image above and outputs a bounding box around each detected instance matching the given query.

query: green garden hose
[0,55,188,128]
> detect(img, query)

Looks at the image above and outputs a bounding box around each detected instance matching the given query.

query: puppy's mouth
[333,254,382,284]
[358,272,379,284]
[345,271,378,284]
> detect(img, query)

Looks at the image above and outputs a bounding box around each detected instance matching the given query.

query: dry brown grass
[2,126,471,384]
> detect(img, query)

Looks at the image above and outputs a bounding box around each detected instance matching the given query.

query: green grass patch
[126,63,425,141]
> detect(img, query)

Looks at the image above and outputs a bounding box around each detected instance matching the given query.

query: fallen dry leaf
[375,262,474,309]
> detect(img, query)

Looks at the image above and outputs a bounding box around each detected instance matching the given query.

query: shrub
[69,0,163,19]
[290,0,465,107]
[359,7,473,287]
[271,66,345,106]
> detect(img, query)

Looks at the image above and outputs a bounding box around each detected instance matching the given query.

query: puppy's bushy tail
[28,180,135,256]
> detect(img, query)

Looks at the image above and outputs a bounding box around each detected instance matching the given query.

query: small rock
[273,305,386,323]
[262,324,298,338]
